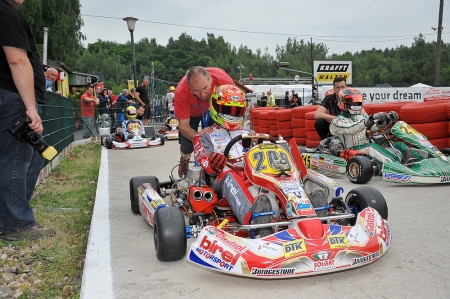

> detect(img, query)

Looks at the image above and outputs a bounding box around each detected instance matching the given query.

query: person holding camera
[0,0,56,240]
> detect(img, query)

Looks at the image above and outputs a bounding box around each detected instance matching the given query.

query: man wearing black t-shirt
[0,0,55,240]
[135,76,151,125]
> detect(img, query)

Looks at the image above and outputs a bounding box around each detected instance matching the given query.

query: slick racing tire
[100,135,109,146]
[158,134,165,145]
[346,156,373,184]
[345,185,388,225]
[154,206,187,262]
[129,176,161,214]
[105,137,113,149]
[440,148,450,156]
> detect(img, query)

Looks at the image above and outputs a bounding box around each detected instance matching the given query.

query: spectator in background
[260,92,267,107]
[153,94,162,122]
[135,77,151,125]
[136,104,146,121]
[116,89,130,127]
[294,74,299,84]
[248,73,253,83]
[290,94,300,108]
[284,91,290,108]
[267,90,276,107]
[80,87,99,139]
[0,0,56,241]
[165,86,176,114]
[45,67,62,95]
[97,88,110,116]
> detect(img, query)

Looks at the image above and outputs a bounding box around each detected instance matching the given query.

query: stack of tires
[305,111,322,148]
[276,109,294,141]
[399,100,450,150]
[363,101,413,116]
[268,110,279,137]
[291,106,318,146]
[258,111,270,134]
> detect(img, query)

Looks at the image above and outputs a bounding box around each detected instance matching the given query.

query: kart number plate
[247,146,294,175]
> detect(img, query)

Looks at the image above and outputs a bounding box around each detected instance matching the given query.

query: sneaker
[2,225,56,241]
[250,195,273,238]
[178,156,190,178]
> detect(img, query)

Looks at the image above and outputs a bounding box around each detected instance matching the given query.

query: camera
[8,116,57,160]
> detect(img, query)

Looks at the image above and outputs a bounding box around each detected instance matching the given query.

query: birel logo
[250,268,295,276]
[224,176,242,206]
[352,251,380,266]
[283,239,306,258]
[440,176,450,183]
[364,211,376,237]
[383,173,411,182]
[197,235,241,271]
[327,234,349,249]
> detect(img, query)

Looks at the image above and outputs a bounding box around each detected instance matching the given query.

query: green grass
[0,142,101,298]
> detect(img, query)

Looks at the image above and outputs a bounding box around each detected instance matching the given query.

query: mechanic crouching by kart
[117,106,145,141]
[329,88,404,163]
[193,85,274,238]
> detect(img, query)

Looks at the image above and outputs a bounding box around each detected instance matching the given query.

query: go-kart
[129,134,391,278]
[101,120,164,149]
[301,116,450,184]
[158,116,179,140]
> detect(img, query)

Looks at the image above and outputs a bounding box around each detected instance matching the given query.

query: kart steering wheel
[223,133,277,171]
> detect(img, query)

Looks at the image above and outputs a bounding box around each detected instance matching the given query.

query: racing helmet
[126,106,137,120]
[210,84,246,130]
[169,86,175,92]
[338,88,363,115]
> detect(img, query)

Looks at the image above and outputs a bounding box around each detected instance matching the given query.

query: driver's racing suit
[193,124,256,224]
[330,112,392,164]
[121,119,144,141]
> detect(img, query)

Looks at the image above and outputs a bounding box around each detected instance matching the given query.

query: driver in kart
[329,88,402,163]
[120,106,145,141]
[193,84,274,238]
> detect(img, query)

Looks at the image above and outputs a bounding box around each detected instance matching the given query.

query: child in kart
[119,106,145,141]
[193,84,273,238]
[329,88,418,164]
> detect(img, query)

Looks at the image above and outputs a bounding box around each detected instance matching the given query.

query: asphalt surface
[80,139,450,299]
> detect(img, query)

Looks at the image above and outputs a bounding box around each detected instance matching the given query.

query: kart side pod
[189,186,218,214]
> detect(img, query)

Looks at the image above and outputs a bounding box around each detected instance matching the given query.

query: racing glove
[365,112,388,127]
[209,152,227,173]
[387,111,399,122]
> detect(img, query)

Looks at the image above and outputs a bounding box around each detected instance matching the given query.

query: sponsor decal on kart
[282,185,302,194]
[440,176,450,183]
[383,173,411,182]
[327,234,349,249]
[377,220,390,246]
[312,251,336,271]
[207,228,247,253]
[257,242,280,253]
[259,144,277,150]
[364,211,376,237]
[347,224,369,246]
[351,251,380,266]
[283,239,307,258]
[250,268,296,276]
[198,235,241,271]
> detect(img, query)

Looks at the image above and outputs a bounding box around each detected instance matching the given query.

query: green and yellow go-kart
[301,120,450,184]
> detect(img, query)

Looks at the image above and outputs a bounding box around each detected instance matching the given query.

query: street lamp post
[123,16,138,88]
[237,62,244,82]
[278,62,319,104]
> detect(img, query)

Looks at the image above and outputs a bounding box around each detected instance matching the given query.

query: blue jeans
[0,88,43,234]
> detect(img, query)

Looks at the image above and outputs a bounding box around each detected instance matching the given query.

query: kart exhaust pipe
[203,191,214,203]
[193,190,203,201]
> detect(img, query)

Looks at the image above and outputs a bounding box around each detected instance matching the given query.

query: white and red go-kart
[102,120,164,149]
[129,133,391,279]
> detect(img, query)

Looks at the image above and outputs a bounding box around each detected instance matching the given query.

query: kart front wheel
[345,186,388,225]
[129,176,161,214]
[100,135,109,146]
[158,134,165,145]
[346,156,373,184]
[105,137,113,149]
[441,148,450,156]
[154,207,186,262]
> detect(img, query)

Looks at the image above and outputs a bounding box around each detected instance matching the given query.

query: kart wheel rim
[348,162,360,178]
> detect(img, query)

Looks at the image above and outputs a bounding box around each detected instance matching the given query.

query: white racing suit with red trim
[330,112,392,164]
[193,124,256,225]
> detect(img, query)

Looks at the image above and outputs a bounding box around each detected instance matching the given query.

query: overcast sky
[79,0,449,57]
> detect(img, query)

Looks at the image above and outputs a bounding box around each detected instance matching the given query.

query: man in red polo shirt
[174,66,234,177]
[80,86,99,139]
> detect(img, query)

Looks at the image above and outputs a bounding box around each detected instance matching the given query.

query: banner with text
[314,60,352,85]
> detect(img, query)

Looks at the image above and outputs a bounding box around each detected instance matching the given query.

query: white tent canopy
[410,83,432,88]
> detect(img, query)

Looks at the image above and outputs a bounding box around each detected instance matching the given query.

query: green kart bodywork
[301,121,450,184]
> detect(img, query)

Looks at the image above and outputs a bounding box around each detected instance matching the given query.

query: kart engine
[319,136,345,156]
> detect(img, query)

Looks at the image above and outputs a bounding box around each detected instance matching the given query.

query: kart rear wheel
[129,176,161,214]
[345,186,388,225]
[154,206,186,262]
[105,137,113,149]
[158,134,165,145]
[100,135,109,146]
[346,156,373,184]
